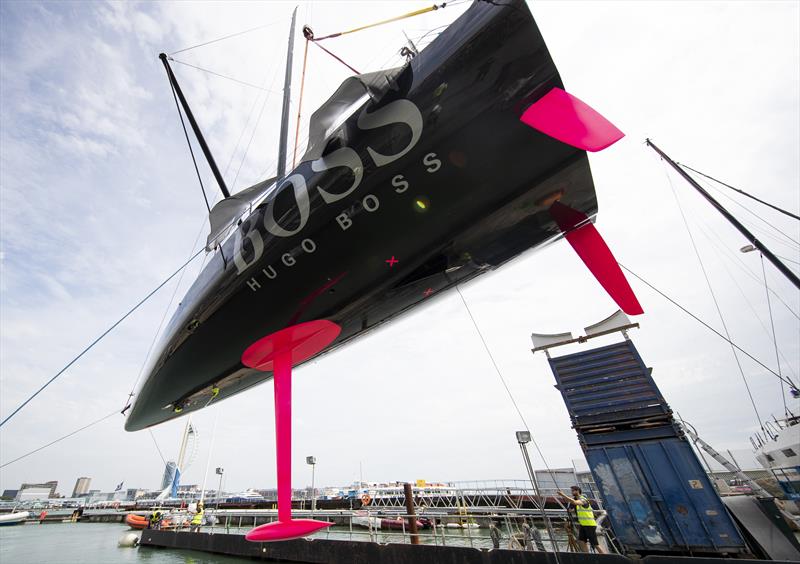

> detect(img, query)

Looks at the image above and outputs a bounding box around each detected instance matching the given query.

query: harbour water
[0,522,246,564]
[0,521,536,563]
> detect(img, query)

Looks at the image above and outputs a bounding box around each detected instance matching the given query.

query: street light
[215,467,224,512]
[306,456,316,517]
[740,244,757,254]
[516,431,560,554]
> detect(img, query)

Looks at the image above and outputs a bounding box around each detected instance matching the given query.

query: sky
[1,0,798,497]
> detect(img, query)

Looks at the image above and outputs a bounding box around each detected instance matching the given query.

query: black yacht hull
[126,0,599,431]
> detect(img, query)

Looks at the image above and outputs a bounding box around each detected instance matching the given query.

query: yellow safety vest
[576,495,596,527]
[191,510,204,525]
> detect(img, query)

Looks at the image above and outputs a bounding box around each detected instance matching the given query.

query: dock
[138,530,793,564]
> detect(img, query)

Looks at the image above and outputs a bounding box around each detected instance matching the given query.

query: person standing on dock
[489,521,501,549]
[557,486,605,554]
[190,503,204,533]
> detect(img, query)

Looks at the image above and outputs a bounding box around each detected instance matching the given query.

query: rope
[303,2,449,77]
[0,249,205,429]
[0,410,121,468]
[311,3,448,41]
[663,165,765,432]
[310,40,360,75]
[169,57,278,93]
[619,263,798,390]
[168,77,211,214]
[679,163,800,222]
[292,37,311,169]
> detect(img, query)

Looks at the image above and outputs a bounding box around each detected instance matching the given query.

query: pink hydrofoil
[520,87,624,152]
[242,320,341,542]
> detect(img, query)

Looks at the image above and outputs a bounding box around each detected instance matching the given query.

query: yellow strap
[315,4,443,41]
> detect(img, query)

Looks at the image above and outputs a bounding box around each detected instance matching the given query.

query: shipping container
[549,340,672,432]
[586,438,747,554]
[547,337,748,555]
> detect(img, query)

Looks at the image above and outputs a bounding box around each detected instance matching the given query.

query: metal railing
[165,506,616,554]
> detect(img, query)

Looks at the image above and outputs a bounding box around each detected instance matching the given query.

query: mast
[176,417,192,471]
[159,53,231,199]
[276,7,298,180]
[646,139,800,290]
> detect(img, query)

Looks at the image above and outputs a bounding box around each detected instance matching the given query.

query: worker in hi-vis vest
[190,503,204,533]
[558,486,606,554]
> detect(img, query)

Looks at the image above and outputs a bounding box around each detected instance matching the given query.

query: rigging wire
[619,262,798,391]
[168,57,279,93]
[694,222,799,381]
[678,163,800,221]
[694,218,800,321]
[231,61,282,192]
[759,252,789,416]
[122,230,207,410]
[698,177,800,248]
[223,87,267,182]
[0,410,121,469]
[663,165,765,430]
[0,249,205,429]
[454,286,572,525]
[169,19,288,56]
[168,78,212,214]
[148,428,168,466]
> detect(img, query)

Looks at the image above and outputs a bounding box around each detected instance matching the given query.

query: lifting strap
[312,3,448,41]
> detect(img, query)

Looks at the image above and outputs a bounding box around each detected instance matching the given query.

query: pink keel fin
[520,87,624,152]
[242,320,340,542]
[549,202,643,315]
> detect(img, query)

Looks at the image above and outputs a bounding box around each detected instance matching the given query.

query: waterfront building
[2,489,19,499]
[72,477,91,497]
[125,488,147,501]
[15,481,58,501]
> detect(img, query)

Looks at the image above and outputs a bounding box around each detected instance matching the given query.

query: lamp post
[215,467,224,512]
[306,456,316,517]
[516,431,560,555]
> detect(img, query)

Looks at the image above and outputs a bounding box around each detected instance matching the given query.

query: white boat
[444,520,480,529]
[752,414,800,498]
[0,511,30,526]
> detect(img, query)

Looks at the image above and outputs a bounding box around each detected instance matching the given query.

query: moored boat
[125,512,188,530]
[352,511,423,531]
[0,511,29,526]
[125,513,149,530]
